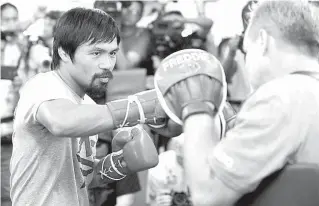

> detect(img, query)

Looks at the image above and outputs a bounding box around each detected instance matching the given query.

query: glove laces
[100,150,127,181]
[120,95,146,127]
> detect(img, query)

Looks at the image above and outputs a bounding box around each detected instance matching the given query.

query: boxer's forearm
[183,114,221,205]
[37,100,115,137]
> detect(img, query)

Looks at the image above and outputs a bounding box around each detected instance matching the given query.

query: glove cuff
[182,102,216,121]
[106,90,167,129]
[100,150,128,181]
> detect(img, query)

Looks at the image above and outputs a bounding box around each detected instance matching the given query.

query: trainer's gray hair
[246,0,319,57]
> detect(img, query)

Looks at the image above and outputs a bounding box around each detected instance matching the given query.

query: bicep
[36,98,75,133]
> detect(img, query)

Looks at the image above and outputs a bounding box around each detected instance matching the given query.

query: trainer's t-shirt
[10,71,98,206]
[209,74,319,194]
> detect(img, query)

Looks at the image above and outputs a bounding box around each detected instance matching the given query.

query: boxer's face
[70,38,119,93]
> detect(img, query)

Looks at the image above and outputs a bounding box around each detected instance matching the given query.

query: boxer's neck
[55,68,85,100]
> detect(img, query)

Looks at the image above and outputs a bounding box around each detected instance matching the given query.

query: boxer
[10,8,160,206]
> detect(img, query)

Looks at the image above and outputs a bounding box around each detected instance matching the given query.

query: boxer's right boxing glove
[99,127,159,181]
[106,89,168,129]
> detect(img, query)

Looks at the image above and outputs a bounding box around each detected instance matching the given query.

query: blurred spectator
[215,1,257,111]
[1,2,22,67]
[217,36,251,111]
[150,5,213,71]
[117,1,154,75]
[1,3,23,206]
[146,135,192,206]
[94,1,153,75]
[218,37,240,84]
[22,10,63,80]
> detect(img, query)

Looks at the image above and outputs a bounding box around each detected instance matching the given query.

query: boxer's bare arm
[36,99,114,137]
[184,114,241,205]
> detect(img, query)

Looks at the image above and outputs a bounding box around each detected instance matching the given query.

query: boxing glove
[99,127,159,181]
[106,89,168,129]
[154,49,227,125]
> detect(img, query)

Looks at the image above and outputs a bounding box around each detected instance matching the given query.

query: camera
[149,12,185,59]
[171,191,193,206]
[149,11,206,59]
[94,1,134,22]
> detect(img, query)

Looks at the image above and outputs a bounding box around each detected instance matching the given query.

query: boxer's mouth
[99,77,109,83]
[98,72,113,83]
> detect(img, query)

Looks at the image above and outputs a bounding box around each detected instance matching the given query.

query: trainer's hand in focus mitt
[154,49,227,125]
[98,127,159,182]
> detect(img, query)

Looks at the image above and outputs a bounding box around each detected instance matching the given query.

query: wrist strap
[100,151,127,181]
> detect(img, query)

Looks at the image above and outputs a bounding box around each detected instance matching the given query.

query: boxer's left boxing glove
[122,127,159,172]
[106,89,167,129]
[154,49,227,125]
[98,127,159,181]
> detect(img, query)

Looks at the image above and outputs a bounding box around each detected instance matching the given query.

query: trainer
[155,1,319,205]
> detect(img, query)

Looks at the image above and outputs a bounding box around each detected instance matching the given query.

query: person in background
[216,1,258,111]
[146,135,192,206]
[150,6,213,72]
[1,3,23,206]
[217,36,251,112]
[23,10,63,80]
[116,1,154,75]
[1,3,22,67]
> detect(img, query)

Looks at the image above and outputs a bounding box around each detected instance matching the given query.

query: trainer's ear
[58,47,71,63]
[257,29,270,56]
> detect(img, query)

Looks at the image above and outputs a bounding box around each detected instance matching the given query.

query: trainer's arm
[184,114,240,206]
[185,82,307,205]
[36,99,114,137]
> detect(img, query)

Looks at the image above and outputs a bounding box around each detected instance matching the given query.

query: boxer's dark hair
[246,0,319,58]
[51,7,120,70]
[1,3,18,13]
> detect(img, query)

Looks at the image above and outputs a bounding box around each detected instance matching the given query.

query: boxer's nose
[99,56,114,72]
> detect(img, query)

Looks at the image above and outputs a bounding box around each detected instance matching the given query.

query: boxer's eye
[92,51,101,56]
[110,51,116,57]
[110,50,118,58]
